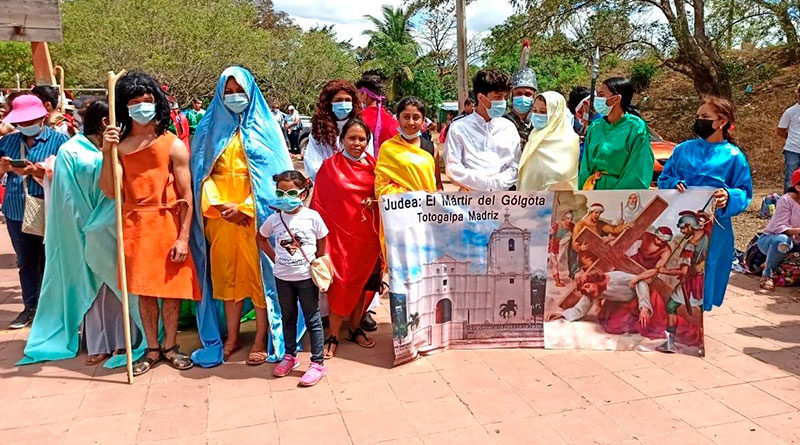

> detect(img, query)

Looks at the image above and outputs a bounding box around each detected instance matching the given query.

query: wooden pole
[30,42,56,86]
[455,0,469,113]
[107,70,134,384]
[54,65,65,113]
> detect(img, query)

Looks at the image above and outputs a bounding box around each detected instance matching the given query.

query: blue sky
[273,0,516,47]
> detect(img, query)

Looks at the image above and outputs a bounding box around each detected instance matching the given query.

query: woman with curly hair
[303,79,371,180]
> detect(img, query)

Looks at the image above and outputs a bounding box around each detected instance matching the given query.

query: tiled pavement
[0,221,798,444]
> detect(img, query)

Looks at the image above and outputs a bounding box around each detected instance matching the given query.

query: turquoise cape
[189,66,298,367]
[18,134,148,368]
[658,137,753,310]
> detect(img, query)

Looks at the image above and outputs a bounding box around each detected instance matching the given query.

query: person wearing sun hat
[0,94,69,329]
[757,167,800,291]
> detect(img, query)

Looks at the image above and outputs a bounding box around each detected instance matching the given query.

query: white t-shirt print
[259,207,329,281]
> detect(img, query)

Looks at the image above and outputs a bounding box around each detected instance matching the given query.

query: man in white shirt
[445,69,521,191]
[778,83,800,192]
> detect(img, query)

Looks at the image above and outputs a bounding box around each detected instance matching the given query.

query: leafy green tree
[52,0,274,104]
[507,0,735,97]
[0,42,34,89]
[262,27,360,114]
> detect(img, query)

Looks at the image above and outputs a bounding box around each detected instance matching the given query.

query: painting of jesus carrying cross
[543,189,716,357]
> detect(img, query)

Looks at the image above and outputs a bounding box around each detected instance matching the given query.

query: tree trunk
[725,0,734,50]
[775,6,800,58]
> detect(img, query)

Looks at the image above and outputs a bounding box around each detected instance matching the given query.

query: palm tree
[361,5,421,100]
[363,5,418,48]
[407,312,421,331]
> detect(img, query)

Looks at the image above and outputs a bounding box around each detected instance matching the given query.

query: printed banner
[544,189,713,357]
[382,189,715,364]
[381,191,553,365]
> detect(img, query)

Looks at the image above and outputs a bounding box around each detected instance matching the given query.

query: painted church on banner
[393,211,545,359]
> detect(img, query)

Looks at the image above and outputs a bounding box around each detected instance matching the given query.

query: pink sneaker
[273,355,300,377]
[299,362,327,387]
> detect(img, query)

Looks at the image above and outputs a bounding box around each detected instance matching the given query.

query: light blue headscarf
[189,66,297,367]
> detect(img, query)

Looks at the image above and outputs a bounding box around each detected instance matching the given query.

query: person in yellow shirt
[189,66,293,367]
[375,97,438,261]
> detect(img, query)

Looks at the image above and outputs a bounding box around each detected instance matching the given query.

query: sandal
[323,335,339,359]
[133,347,162,376]
[760,277,775,291]
[246,351,268,366]
[360,310,378,332]
[348,328,375,349]
[223,341,241,361]
[85,353,110,366]
[162,345,194,371]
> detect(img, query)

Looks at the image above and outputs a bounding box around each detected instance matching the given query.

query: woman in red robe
[311,119,382,358]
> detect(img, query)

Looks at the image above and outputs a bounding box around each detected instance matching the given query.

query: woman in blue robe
[658,96,753,311]
[189,66,299,367]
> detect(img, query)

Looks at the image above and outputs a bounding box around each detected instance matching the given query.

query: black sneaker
[9,310,34,329]
[360,310,378,332]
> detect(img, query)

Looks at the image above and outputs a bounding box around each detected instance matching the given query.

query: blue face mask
[332,101,353,120]
[512,96,533,114]
[273,196,304,212]
[223,93,249,114]
[488,100,507,119]
[128,102,157,125]
[343,149,367,161]
[531,113,549,130]
[17,122,43,137]
[593,97,611,116]
[398,128,422,140]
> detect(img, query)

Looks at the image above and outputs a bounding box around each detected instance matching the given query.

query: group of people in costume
[1,46,753,383]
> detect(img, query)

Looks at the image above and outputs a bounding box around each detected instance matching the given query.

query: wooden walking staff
[107,70,135,384]
[54,65,65,113]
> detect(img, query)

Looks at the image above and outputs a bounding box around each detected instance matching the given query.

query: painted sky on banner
[382,192,552,288]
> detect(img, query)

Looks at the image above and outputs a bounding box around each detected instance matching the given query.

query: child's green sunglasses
[275,188,306,198]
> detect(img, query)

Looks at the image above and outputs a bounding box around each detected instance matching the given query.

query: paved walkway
[0,220,798,445]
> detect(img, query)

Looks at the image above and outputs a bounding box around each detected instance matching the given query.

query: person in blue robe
[189,66,301,367]
[18,99,148,369]
[658,96,753,311]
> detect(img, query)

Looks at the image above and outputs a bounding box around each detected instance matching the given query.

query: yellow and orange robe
[375,134,438,258]
[201,133,265,307]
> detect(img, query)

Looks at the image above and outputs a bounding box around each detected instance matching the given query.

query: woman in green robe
[579,77,654,190]
[18,99,147,369]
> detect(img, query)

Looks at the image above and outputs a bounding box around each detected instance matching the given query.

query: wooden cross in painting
[557,196,685,313]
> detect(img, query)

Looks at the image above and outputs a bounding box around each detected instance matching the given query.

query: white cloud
[273,0,516,47]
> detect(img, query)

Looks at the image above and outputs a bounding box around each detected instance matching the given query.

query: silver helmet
[512,40,538,91]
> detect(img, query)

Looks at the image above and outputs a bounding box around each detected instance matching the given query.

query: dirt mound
[637,47,799,189]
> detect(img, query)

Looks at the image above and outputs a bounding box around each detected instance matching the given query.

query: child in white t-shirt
[257,170,329,387]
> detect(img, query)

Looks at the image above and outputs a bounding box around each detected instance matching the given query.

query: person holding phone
[0,94,69,329]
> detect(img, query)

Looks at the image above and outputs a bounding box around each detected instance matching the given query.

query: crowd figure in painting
[3,39,780,385]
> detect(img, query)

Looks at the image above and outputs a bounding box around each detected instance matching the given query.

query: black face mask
[693,118,717,139]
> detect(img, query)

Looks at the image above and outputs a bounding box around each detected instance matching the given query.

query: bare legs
[223,300,244,358]
[223,300,269,361]
[139,296,161,360]
[138,297,182,360]
[325,291,374,358]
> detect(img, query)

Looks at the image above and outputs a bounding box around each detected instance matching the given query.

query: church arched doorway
[435,298,452,324]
